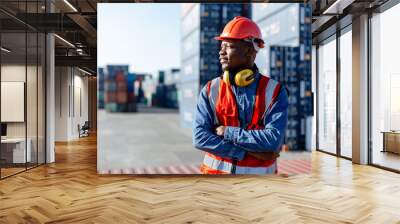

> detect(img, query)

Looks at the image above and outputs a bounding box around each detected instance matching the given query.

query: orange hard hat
[214,16,264,48]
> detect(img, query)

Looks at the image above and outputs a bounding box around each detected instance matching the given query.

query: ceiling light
[54,34,75,48]
[323,0,355,15]
[63,0,78,12]
[78,67,93,76]
[1,47,11,53]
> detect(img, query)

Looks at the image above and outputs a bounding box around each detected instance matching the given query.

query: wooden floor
[0,135,400,223]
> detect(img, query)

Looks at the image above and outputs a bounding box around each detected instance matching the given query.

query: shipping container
[165,84,179,109]
[105,102,117,112]
[252,3,291,22]
[180,3,250,128]
[181,3,200,37]
[158,71,165,84]
[126,73,136,93]
[101,65,138,113]
[106,65,129,80]
[126,102,137,112]
[115,72,126,82]
[98,67,105,109]
[116,104,127,112]
[98,90,104,109]
[270,45,308,150]
[116,90,128,104]
[116,81,127,91]
[128,92,135,103]
[104,80,117,92]
[182,29,200,61]
[179,103,197,129]
[105,91,116,103]
[98,67,105,91]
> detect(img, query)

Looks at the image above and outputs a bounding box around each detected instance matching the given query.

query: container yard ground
[98,104,310,172]
[98,104,204,171]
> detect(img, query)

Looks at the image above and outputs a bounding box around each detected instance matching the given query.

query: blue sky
[97,4,181,74]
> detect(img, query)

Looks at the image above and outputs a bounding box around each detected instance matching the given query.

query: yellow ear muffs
[222,69,255,87]
[234,69,255,87]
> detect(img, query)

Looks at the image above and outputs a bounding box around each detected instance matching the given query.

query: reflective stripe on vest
[202,153,277,174]
[203,74,281,174]
[262,78,281,124]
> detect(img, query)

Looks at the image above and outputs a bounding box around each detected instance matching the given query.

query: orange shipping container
[115,72,126,82]
[116,81,127,91]
[105,91,116,103]
[116,90,128,104]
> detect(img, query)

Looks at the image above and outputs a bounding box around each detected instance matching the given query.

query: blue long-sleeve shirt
[193,73,289,161]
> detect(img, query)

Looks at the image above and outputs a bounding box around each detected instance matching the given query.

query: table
[381,131,400,154]
[1,138,31,163]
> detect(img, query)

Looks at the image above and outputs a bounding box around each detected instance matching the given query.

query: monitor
[1,123,7,137]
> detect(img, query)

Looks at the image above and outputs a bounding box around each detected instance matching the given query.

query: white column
[45,0,55,163]
[352,14,369,164]
[55,67,74,141]
[46,33,55,163]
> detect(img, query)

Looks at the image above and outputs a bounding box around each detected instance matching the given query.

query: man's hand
[214,125,280,160]
[215,126,226,136]
[248,151,280,160]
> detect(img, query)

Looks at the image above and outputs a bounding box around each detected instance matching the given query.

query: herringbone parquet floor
[1,135,400,223]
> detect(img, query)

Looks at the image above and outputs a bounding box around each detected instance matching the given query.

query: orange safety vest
[200,75,281,174]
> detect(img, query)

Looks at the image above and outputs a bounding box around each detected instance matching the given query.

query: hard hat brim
[214,36,265,48]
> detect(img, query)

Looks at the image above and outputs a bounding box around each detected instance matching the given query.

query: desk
[1,138,31,163]
[381,131,400,154]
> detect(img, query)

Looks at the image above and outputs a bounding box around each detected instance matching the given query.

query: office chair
[79,121,90,138]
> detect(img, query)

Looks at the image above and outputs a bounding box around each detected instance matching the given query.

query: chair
[78,121,90,138]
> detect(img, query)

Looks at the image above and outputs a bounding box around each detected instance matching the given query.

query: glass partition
[339,27,352,158]
[0,1,46,179]
[317,35,337,154]
[1,30,28,177]
[371,3,400,171]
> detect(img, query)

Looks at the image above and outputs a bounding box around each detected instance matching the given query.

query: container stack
[164,69,180,109]
[153,84,166,107]
[151,69,180,109]
[126,73,137,112]
[180,3,250,128]
[152,71,166,107]
[269,3,312,151]
[165,84,178,109]
[199,4,251,87]
[115,71,128,112]
[270,46,303,150]
[199,4,221,87]
[299,3,313,116]
[252,3,301,75]
[271,45,304,151]
[98,67,105,109]
[104,65,137,113]
[104,78,117,112]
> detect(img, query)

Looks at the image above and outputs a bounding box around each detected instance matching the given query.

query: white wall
[55,66,68,141]
[1,63,46,164]
[1,65,26,137]
[55,67,89,141]
[1,65,38,138]
[72,72,89,138]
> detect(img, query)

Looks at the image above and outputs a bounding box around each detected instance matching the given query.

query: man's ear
[244,46,253,57]
[246,47,256,61]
